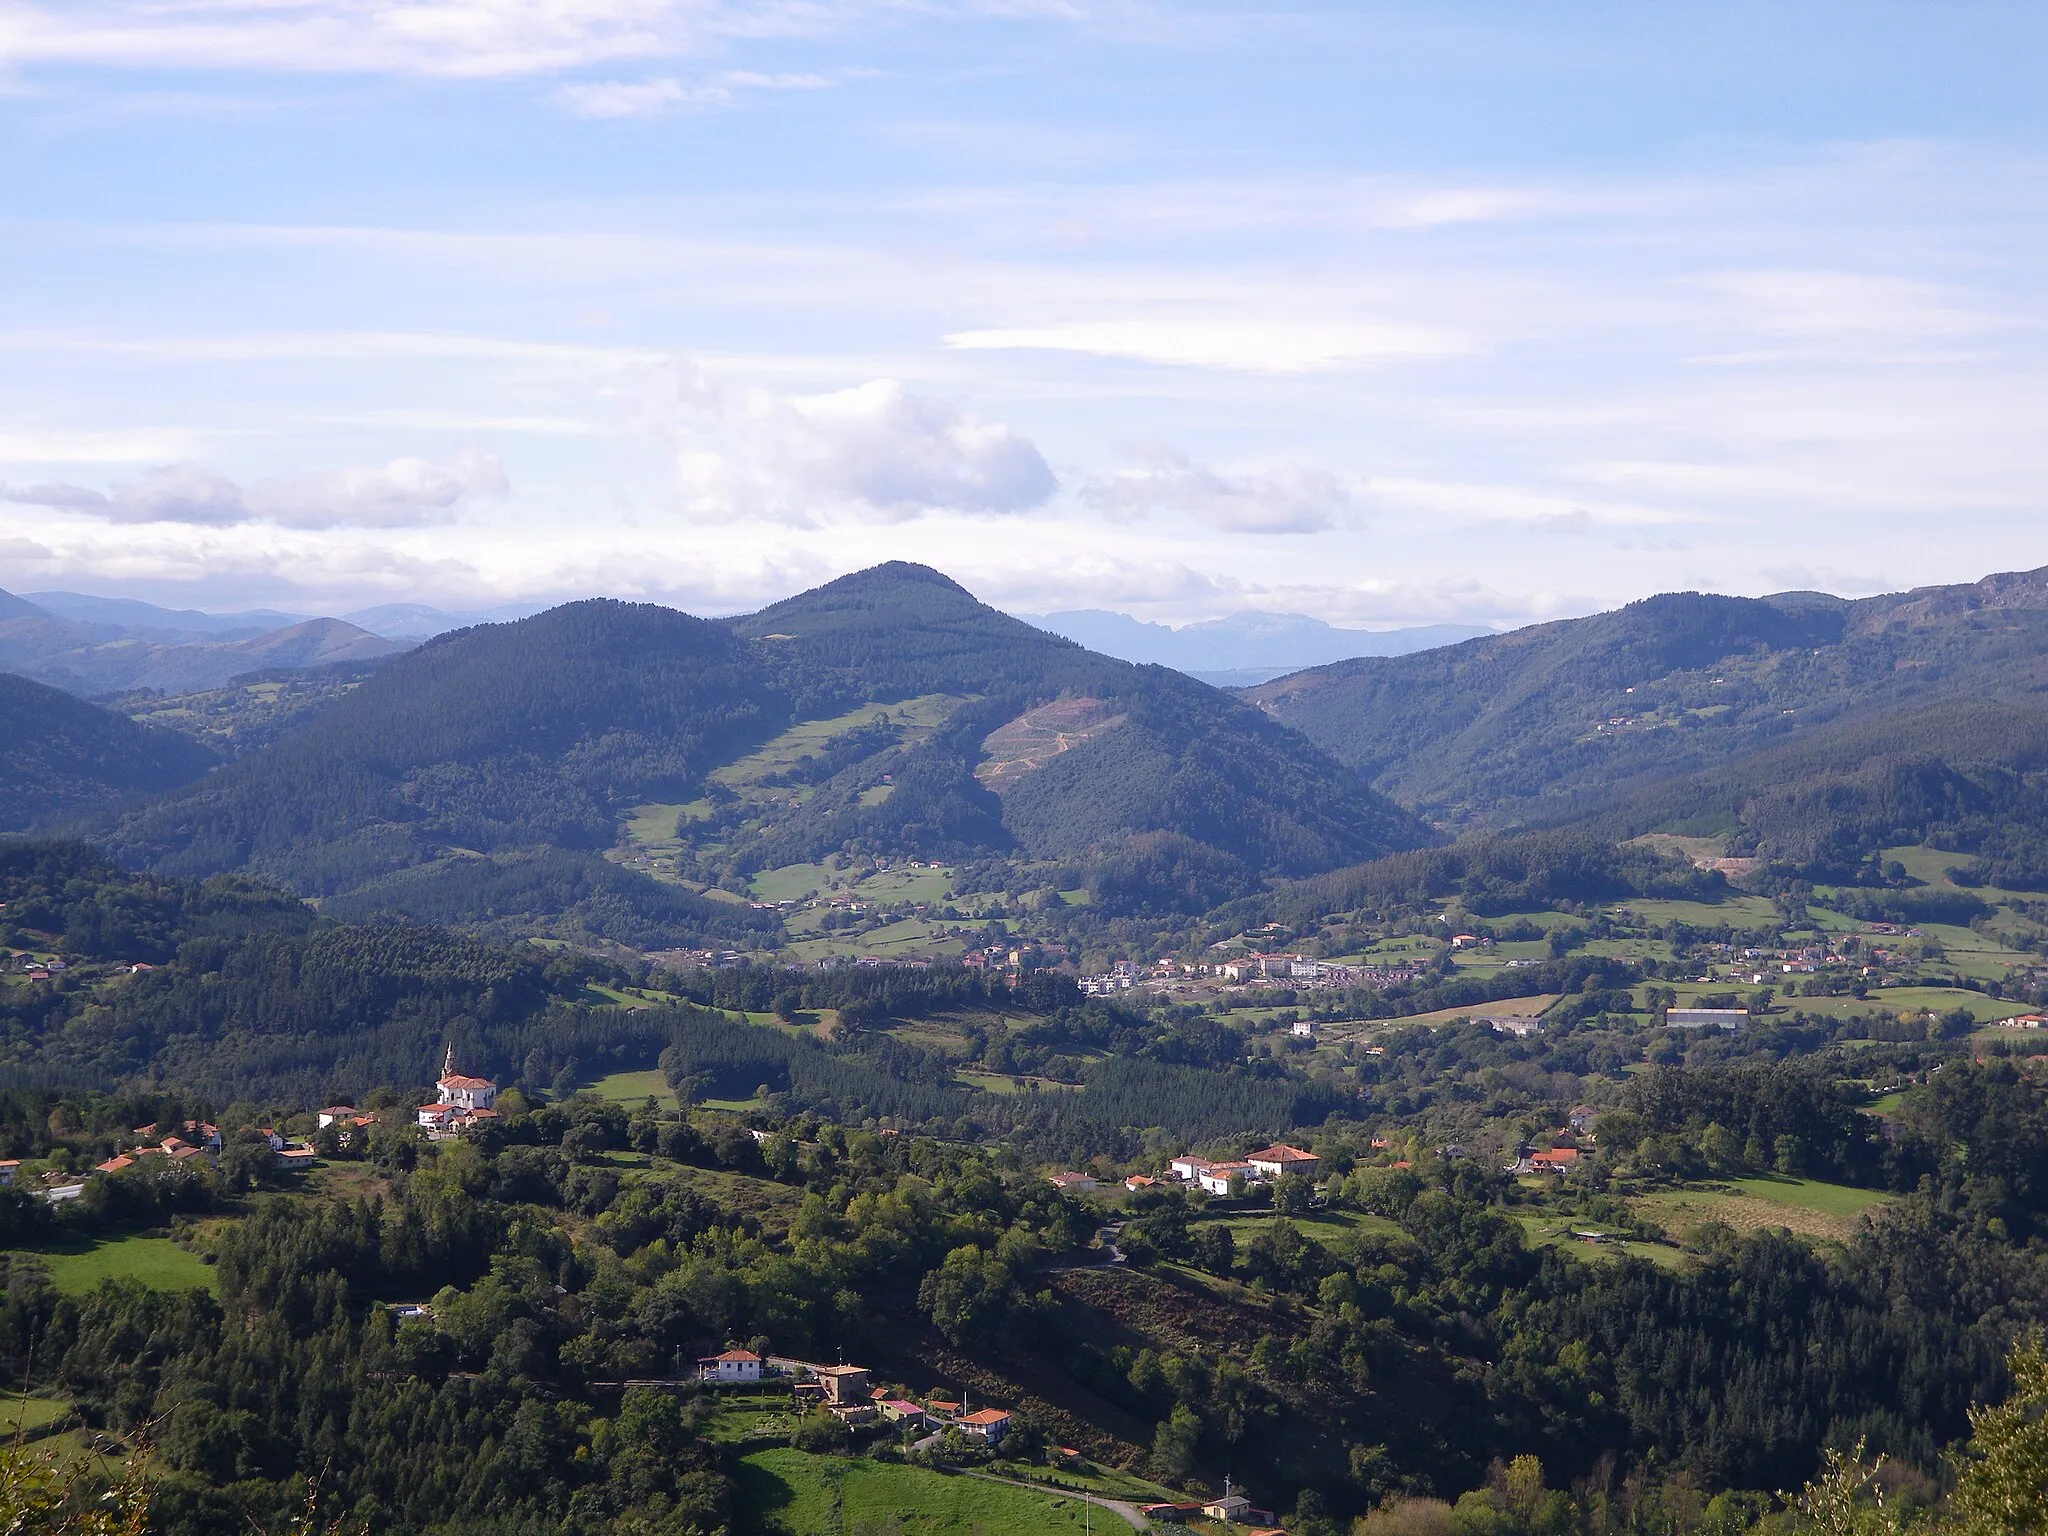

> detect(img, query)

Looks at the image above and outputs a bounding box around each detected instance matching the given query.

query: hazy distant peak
[1020,607,1492,677]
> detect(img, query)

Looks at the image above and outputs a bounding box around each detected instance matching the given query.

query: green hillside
[1249,566,2048,830]
[0,671,216,831]
[97,564,1429,934]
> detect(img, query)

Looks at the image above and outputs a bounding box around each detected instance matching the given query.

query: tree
[1150,1404,1201,1480]
[1948,1333,2048,1536]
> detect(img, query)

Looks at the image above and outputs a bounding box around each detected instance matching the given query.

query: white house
[317,1106,357,1129]
[1482,1015,1543,1038]
[1168,1155,1215,1183]
[1289,1019,1317,1038]
[1048,1171,1098,1193]
[1198,1162,1254,1196]
[698,1348,763,1383]
[1245,1144,1320,1181]
[957,1408,1011,1444]
[1204,1494,1253,1522]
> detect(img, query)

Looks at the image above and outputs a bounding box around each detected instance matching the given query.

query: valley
[6,561,2048,1535]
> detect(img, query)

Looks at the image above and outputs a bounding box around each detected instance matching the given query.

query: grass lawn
[735,1448,1106,1535]
[855,867,955,904]
[1196,1209,1403,1243]
[1633,1176,1892,1244]
[0,1396,72,1437]
[1782,988,2030,1024]
[1729,1175,1891,1219]
[749,862,840,903]
[1868,1092,1907,1114]
[586,1069,679,1110]
[1614,896,1781,928]
[15,1234,217,1296]
[1511,1213,1686,1270]
[1361,994,1562,1028]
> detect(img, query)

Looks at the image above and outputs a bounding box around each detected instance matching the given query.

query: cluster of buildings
[1045,1144,1324,1199]
[1163,1144,1321,1196]
[693,1352,1014,1445]
[414,1050,500,1137]
[1080,952,1424,1000]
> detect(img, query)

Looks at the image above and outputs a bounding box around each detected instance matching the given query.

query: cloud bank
[4,451,508,529]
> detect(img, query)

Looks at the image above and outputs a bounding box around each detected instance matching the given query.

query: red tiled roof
[1247,1144,1317,1163]
[438,1075,494,1091]
[958,1409,1010,1425]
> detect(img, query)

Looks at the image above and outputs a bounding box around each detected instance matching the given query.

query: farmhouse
[813,1364,871,1405]
[698,1348,763,1383]
[1289,1019,1317,1038]
[1246,1144,1320,1181]
[1198,1162,1255,1195]
[1530,1148,1580,1172]
[1168,1155,1215,1182]
[956,1407,1011,1444]
[1482,1015,1544,1038]
[1048,1171,1098,1193]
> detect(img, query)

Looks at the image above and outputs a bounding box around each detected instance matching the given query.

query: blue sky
[2,1,2045,626]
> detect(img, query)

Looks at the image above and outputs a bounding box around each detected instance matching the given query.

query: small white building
[1049,1171,1098,1193]
[1168,1155,1215,1183]
[1198,1162,1255,1196]
[1290,1019,1317,1038]
[317,1106,357,1129]
[698,1348,763,1383]
[1204,1494,1253,1522]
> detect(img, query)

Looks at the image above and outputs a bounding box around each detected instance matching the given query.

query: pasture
[17,1234,218,1296]
[1632,1176,1892,1244]
[735,1448,1109,1535]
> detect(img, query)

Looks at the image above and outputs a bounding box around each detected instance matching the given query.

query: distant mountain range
[23,591,538,642]
[0,587,406,696]
[94,564,1432,936]
[1020,608,1492,684]
[19,560,2048,934]
[1247,565,2048,838]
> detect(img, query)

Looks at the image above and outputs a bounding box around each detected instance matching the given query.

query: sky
[1,1,2046,629]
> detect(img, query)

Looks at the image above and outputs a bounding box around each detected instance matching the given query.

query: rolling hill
[0,585,407,696]
[97,564,1430,936]
[1247,566,2048,831]
[0,672,217,831]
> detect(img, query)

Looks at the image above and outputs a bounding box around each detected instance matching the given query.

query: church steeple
[442,1042,456,1081]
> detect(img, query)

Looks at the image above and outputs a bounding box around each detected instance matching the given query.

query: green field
[1196,1209,1403,1243]
[14,1234,218,1296]
[1362,994,1562,1028]
[586,1069,679,1110]
[1613,896,1782,928]
[1772,988,2030,1024]
[0,1395,72,1437]
[1728,1175,1891,1218]
[713,696,969,796]
[1633,1176,1892,1244]
[749,862,840,903]
[736,1449,1107,1535]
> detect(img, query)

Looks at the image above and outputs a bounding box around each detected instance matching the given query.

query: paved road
[955,1468,1149,1530]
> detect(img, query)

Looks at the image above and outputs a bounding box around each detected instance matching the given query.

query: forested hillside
[0,672,216,831]
[1250,566,2048,830]
[92,565,1428,937]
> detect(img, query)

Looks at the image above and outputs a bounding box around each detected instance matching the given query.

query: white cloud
[657,365,1056,523]
[2,451,508,529]
[1079,447,1360,534]
[0,1,793,80]
[555,68,829,117]
[943,318,1465,373]
[1697,270,1997,342]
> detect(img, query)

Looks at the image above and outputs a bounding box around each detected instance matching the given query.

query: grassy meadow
[735,1448,1109,1535]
